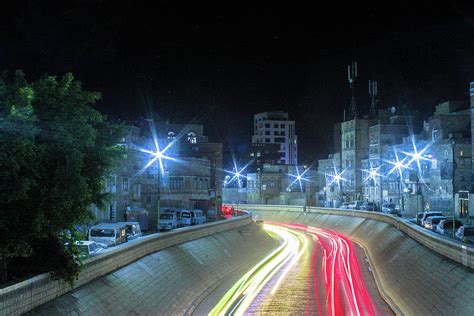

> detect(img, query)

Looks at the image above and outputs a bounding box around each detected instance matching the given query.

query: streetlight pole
[157,174,161,231]
[452,140,456,239]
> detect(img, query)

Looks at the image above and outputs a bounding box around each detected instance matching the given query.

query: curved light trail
[288,223,380,316]
[209,224,308,315]
[209,223,384,316]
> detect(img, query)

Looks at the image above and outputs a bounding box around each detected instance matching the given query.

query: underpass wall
[1,215,276,315]
[245,205,474,316]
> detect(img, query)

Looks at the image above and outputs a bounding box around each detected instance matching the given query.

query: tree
[0,71,122,284]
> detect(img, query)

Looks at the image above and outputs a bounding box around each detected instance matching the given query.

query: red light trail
[211,222,387,315]
[284,223,380,316]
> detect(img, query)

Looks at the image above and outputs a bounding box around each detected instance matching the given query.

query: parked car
[118,222,142,240]
[361,202,378,212]
[381,203,401,216]
[190,209,206,225]
[414,212,425,225]
[348,201,364,210]
[423,216,447,231]
[340,202,351,209]
[455,225,474,243]
[159,212,178,230]
[421,211,443,226]
[180,210,193,226]
[88,223,127,247]
[75,241,104,259]
[436,219,463,237]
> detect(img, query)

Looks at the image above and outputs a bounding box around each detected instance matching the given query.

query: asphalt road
[194,222,393,315]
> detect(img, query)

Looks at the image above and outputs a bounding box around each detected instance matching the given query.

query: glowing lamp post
[137,135,175,231]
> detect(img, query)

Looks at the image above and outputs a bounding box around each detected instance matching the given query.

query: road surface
[195,222,392,315]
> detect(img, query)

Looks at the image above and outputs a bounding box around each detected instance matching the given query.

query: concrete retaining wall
[243,204,474,269]
[0,215,256,315]
[243,205,474,315]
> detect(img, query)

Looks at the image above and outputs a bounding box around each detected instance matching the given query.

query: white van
[180,210,192,226]
[190,210,206,225]
[118,222,142,240]
[88,223,127,247]
[159,212,178,230]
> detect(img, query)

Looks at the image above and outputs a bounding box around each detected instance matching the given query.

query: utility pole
[452,140,456,239]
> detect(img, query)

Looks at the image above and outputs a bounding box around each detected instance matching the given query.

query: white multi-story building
[251,111,297,165]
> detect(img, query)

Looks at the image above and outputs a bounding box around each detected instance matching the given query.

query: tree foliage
[0,71,122,284]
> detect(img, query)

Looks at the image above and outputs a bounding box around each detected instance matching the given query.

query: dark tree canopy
[0,70,122,284]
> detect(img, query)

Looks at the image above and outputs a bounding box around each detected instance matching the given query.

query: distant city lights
[287,166,310,191]
[225,161,251,188]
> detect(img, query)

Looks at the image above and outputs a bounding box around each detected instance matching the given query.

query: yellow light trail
[209,223,308,316]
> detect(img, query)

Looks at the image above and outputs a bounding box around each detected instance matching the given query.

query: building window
[265,131,270,135]
[265,123,270,128]
[122,178,129,191]
[274,137,285,143]
[274,124,278,128]
[146,195,152,203]
[265,138,270,143]
[280,124,285,128]
[460,149,464,157]
[187,132,197,144]
[170,177,184,190]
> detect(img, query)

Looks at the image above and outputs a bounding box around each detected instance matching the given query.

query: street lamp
[287,166,310,192]
[135,127,176,231]
[386,150,409,216]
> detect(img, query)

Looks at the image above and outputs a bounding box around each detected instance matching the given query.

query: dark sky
[1,1,473,165]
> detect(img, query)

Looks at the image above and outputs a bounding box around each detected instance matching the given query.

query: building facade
[252,111,298,165]
[341,118,369,201]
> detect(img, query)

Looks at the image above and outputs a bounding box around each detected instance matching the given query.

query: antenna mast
[347,61,358,119]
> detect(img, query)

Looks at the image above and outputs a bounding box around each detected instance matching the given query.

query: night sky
[1,1,473,165]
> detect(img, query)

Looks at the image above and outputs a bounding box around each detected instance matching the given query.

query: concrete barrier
[0,215,255,315]
[241,204,474,269]
[242,204,474,315]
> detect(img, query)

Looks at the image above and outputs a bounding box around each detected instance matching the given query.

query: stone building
[341,118,369,201]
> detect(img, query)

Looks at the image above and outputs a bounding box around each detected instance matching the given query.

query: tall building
[318,152,342,207]
[363,108,410,204]
[341,118,369,201]
[251,111,297,165]
[248,143,281,172]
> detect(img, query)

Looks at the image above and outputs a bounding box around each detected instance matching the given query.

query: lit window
[187,132,197,144]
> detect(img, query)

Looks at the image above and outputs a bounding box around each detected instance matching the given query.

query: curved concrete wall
[243,205,474,316]
[0,215,259,315]
[26,223,277,315]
